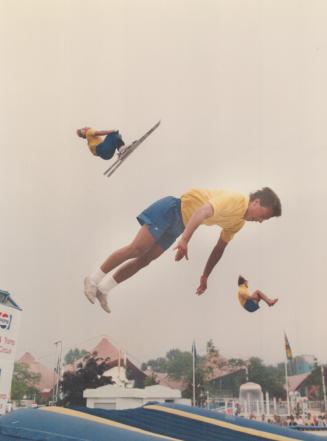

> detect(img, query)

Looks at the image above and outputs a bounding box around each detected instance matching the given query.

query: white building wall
[116,397,144,409]
[84,384,190,410]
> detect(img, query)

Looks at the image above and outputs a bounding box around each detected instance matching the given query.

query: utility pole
[284,361,291,415]
[192,341,196,406]
[54,340,63,404]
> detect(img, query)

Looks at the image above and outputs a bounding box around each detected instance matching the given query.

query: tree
[64,348,88,366]
[142,357,168,373]
[248,357,285,398]
[142,344,289,404]
[11,362,41,402]
[299,365,325,400]
[206,339,219,356]
[228,358,247,368]
[143,347,208,405]
[144,372,158,387]
[60,352,114,406]
[166,349,193,380]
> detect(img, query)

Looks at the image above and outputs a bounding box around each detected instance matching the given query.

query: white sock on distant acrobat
[90,268,106,285]
[97,275,118,296]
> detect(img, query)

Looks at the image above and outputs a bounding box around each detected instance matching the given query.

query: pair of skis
[103,120,161,178]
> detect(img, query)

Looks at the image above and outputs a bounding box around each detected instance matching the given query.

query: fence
[208,398,326,417]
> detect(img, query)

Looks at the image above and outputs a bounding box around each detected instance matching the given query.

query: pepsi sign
[0,312,12,331]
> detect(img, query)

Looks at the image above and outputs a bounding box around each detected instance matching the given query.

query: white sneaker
[84,276,97,304]
[117,145,128,158]
[96,290,111,313]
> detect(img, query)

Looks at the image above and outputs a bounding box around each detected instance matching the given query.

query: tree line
[11,340,323,406]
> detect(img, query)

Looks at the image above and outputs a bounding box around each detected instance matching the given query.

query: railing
[208,398,326,417]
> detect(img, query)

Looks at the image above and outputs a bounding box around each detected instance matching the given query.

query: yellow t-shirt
[238,284,250,306]
[85,128,103,155]
[180,189,249,242]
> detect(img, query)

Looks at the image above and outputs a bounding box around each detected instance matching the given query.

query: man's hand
[174,238,189,261]
[196,275,208,295]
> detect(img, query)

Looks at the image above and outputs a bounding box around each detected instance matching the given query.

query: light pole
[54,340,63,404]
[321,365,327,411]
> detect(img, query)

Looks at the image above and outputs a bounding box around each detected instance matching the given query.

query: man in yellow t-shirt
[238,276,278,313]
[77,127,126,160]
[84,187,282,313]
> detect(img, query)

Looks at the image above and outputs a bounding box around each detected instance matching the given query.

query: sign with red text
[0,300,22,415]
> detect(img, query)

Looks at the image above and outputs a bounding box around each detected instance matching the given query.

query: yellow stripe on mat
[42,406,181,441]
[144,405,304,441]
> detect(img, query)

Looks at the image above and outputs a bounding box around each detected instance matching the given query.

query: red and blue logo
[0,312,12,330]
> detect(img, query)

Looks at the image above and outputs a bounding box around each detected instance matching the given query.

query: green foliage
[64,348,88,366]
[143,357,168,373]
[228,358,246,368]
[248,357,285,398]
[11,362,41,401]
[144,373,158,387]
[299,365,326,399]
[166,349,193,380]
[206,339,218,356]
[60,352,114,406]
[143,342,288,402]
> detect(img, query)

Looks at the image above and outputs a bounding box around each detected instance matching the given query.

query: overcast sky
[1,0,327,370]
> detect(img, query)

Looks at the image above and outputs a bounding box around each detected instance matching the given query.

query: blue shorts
[96,131,125,160]
[137,196,185,250]
[243,299,260,313]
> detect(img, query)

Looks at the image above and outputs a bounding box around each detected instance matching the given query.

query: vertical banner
[0,298,22,415]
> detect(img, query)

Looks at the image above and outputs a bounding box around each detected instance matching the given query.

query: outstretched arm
[196,236,228,295]
[174,203,214,261]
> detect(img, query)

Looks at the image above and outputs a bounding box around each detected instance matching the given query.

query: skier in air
[238,275,278,313]
[77,127,126,160]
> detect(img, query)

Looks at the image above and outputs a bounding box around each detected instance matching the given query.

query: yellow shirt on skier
[85,128,103,155]
[238,283,251,306]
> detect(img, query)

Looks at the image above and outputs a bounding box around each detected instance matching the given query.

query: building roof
[287,373,312,392]
[240,382,262,391]
[64,337,147,381]
[92,337,122,360]
[155,372,188,392]
[207,365,245,382]
[18,352,57,392]
[0,289,22,310]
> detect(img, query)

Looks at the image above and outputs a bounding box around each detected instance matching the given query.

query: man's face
[245,199,273,223]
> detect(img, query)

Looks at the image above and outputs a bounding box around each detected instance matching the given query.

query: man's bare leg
[100,224,156,274]
[84,225,156,307]
[96,243,165,313]
[251,290,278,306]
[113,243,165,283]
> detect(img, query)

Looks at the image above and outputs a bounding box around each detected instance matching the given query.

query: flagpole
[283,331,291,415]
[321,365,327,411]
[284,359,290,415]
[192,341,196,407]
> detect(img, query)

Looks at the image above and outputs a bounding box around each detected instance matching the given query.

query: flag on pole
[284,332,293,361]
[192,341,197,365]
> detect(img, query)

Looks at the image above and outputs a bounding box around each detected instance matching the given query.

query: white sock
[90,268,106,285]
[97,275,118,296]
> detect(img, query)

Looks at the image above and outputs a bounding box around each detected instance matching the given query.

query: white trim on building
[84,384,190,410]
